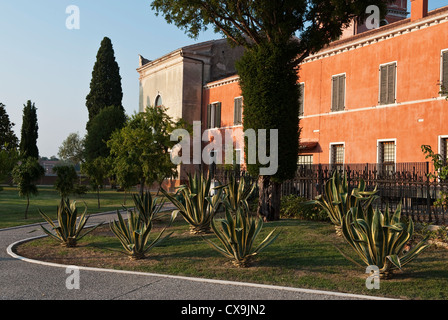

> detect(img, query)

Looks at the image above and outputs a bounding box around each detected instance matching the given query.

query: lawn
[0,186,135,229]
[15,212,448,300]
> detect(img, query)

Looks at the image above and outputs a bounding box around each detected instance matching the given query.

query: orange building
[202,1,448,172]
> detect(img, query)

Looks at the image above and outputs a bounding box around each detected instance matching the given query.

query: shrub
[340,203,429,279]
[110,208,176,260]
[161,173,223,234]
[280,194,327,221]
[203,176,279,267]
[39,199,103,247]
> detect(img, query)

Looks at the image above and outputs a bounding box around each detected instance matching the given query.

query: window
[439,136,448,164]
[441,50,448,95]
[298,83,305,116]
[378,140,396,175]
[331,75,346,112]
[379,62,397,105]
[207,102,222,129]
[330,143,345,170]
[298,155,313,170]
[234,97,243,125]
[155,95,163,107]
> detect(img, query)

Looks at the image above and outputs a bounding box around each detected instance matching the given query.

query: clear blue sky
[0,1,447,158]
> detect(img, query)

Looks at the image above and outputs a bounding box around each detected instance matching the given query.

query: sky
[0,0,447,158]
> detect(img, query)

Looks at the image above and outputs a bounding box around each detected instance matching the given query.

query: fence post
[426,161,432,222]
[318,164,323,195]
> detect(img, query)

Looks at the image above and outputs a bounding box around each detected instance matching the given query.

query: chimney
[410,0,428,21]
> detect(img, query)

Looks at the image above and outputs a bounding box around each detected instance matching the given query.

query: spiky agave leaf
[341,202,429,278]
[38,199,102,247]
[203,207,279,267]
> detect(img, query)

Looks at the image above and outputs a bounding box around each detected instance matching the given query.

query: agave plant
[39,199,103,248]
[161,173,223,234]
[341,202,430,278]
[203,206,279,267]
[310,171,378,235]
[110,208,176,260]
[214,174,257,214]
[130,191,165,225]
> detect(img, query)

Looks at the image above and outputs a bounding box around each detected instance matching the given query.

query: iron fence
[211,162,448,225]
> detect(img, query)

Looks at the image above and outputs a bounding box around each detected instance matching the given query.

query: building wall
[299,6,448,164]
[202,76,245,167]
[201,4,448,168]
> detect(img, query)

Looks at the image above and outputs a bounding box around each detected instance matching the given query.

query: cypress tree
[236,42,300,221]
[84,105,127,162]
[86,37,123,130]
[19,100,39,159]
[0,103,19,151]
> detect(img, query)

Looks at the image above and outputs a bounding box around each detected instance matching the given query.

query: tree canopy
[58,132,85,165]
[84,105,127,162]
[151,0,389,63]
[19,100,39,159]
[86,37,123,129]
[108,106,188,195]
[0,103,19,151]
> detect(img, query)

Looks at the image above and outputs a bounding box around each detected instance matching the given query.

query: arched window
[155,95,163,107]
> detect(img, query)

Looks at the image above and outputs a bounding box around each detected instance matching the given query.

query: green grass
[0,186,136,229]
[16,214,448,300]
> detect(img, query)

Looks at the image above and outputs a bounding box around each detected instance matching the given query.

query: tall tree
[0,103,19,151]
[107,106,187,196]
[12,157,44,219]
[151,0,390,221]
[19,100,39,159]
[86,37,123,130]
[58,132,85,165]
[84,105,127,162]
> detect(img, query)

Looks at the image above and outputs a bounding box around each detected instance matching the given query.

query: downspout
[180,51,205,172]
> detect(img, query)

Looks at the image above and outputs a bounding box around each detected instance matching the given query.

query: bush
[280,194,327,221]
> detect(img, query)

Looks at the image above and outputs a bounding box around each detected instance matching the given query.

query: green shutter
[338,76,345,111]
[207,104,212,129]
[332,77,338,111]
[215,102,221,128]
[380,65,388,105]
[387,63,396,104]
[298,83,305,116]
[442,51,448,91]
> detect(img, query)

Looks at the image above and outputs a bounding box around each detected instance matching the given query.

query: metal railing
[210,162,448,225]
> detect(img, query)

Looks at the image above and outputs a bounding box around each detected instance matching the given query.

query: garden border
[6,234,394,301]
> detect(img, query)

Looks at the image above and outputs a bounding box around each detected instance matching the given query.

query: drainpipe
[180,51,205,173]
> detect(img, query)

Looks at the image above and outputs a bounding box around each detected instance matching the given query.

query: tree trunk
[25,196,30,220]
[97,187,100,209]
[257,175,281,221]
[139,178,145,197]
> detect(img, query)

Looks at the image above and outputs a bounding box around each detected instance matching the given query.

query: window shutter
[387,63,396,104]
[234,99,238,125]
[207,104,212,129]
[234,98,242,125]
[380,65,388,104]
[298,83,305,116]
[442,51,448,90]
[332,77,338,111]
[338,76,345,111]
[215,102,221,128]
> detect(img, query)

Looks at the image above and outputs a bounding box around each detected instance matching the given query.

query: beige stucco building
[137,39,244,187]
